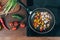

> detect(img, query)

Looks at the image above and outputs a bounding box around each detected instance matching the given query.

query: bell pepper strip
[0,18,9,30]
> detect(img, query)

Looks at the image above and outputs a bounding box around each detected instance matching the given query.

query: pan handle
[17,0,31,14]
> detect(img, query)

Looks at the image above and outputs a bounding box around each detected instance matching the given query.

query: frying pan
[18,0,55,34]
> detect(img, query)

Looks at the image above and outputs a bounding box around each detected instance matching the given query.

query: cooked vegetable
[20,23,25,28]
[12,14,24,20]
[33,11,52,32]
[40,27,43,32]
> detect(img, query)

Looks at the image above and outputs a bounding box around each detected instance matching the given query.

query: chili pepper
[12,14,24,20]
[0,18,9,30]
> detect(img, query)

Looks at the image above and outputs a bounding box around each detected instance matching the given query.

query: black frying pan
[17,0,55,34]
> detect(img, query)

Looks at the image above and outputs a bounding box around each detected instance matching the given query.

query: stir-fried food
[33,11,52,32]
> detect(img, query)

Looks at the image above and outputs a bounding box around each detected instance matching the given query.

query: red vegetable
[9,22,13,27]
[40,27,43,32]
[0,18,9,30]
[20,23,25,28]
[12,27,17,30]
[9,21,19,30]
[13,21,19,27]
